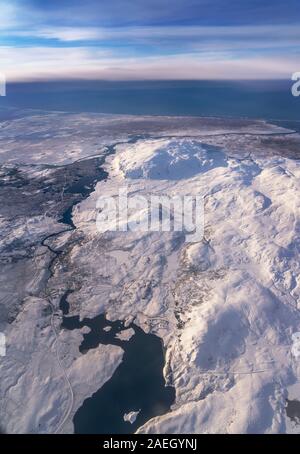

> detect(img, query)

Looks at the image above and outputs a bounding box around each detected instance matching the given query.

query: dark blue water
[273,120,300,133]
[61,310,175,434]
[2,80,299,121]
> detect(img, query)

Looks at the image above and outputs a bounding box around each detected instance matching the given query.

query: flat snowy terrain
[0,110,299,434]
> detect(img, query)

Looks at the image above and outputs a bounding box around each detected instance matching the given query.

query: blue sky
[0,0,299,80]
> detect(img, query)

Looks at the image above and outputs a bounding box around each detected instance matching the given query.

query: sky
[0,0,299,81]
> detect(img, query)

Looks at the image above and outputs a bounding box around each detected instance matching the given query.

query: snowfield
[114,139,228,180]
[0,111,299,434]
[73,137,300,434]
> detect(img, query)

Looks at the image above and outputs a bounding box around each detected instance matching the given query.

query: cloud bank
[0,0,299,81]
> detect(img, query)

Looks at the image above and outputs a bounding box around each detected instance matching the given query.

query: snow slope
[72,137,300,434]
[114,139,227,180]
[1,113,299,434]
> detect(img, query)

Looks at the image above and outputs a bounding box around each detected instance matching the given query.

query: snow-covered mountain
[0,111,299,434]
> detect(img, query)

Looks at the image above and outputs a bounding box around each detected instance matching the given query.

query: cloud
[4,24,300,43]
[0,1,21,29]
[1,46,298,82]
[23,0,300,27]
[1,1,299,81]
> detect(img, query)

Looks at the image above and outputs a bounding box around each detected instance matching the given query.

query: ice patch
[123,410,140,424]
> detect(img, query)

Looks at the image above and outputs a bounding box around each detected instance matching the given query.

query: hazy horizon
[0,0,299,82]
[2,79,298,121]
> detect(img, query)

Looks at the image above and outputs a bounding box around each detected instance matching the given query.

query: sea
[1,80,299,122]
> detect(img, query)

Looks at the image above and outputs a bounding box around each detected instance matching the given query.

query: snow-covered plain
[0,111,299,434]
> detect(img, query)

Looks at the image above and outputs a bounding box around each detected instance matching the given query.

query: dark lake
[61,310,175,434]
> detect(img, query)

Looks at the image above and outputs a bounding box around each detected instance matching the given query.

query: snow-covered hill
[0,112,299,434]
[72,136,300,433]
